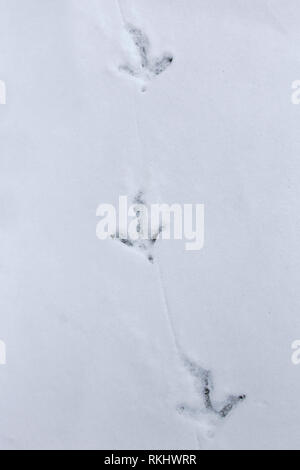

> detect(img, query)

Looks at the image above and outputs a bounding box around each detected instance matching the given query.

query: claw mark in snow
[119,25,174,91]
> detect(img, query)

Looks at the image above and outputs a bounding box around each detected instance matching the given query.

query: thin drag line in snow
[116,0,127,25]
[116,0,151,185]
[156,258,202,449]
[265,0,287,35]
[156,259,180,353]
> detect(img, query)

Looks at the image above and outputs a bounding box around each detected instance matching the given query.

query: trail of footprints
[115,3,247,432]
[119,25,173,90]
[112,192,246,421]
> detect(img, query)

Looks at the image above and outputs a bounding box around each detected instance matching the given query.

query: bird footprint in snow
[119,25,173,90]
[178,356,246,421]
[111,191,161,263]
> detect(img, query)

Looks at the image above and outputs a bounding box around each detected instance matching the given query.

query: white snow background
[0,0,299,450]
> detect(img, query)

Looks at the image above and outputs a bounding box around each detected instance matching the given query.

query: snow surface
[0,0,300,450]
